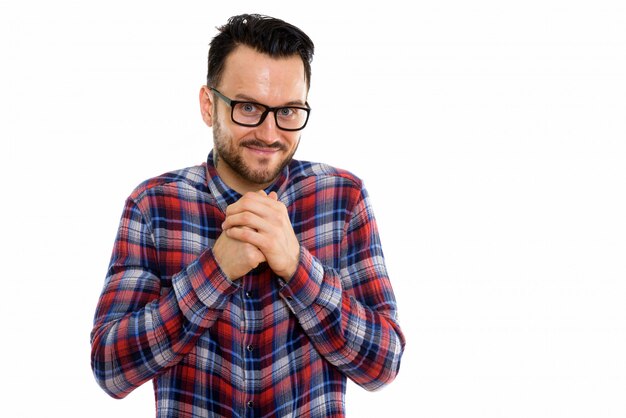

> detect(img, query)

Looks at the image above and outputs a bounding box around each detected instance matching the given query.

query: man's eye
[278,108,295,117]
[240,103,258,113]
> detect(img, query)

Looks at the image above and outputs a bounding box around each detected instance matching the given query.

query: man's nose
[254,111,281,143]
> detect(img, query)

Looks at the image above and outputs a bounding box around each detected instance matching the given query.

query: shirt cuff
[173,248,240,327]
[278,246,325,312]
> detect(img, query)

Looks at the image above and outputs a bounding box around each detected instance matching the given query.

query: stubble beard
[212,118,299,186]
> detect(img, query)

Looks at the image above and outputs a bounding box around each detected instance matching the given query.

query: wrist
[280,245,301,282]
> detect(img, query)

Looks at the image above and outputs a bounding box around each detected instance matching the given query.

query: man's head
[200,14,315,193]
[206,14,314,91]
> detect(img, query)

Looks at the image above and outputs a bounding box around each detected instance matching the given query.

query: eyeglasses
[209,87,311,131]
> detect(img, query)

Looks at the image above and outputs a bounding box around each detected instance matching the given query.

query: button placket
[240,278,254,412]
[241,272,262,415]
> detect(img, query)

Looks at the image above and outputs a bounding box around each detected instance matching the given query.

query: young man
[91,14,405,418]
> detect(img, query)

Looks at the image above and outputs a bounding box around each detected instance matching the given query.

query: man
[91,13,405,418]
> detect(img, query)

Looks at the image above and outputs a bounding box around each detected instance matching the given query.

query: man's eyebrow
[233,93,306,107]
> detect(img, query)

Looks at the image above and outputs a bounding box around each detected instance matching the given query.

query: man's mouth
[241,139,286,153]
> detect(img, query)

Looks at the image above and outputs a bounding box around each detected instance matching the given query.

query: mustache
[240,139,287,151]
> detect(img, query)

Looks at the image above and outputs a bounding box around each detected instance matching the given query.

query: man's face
[201,45,308,190]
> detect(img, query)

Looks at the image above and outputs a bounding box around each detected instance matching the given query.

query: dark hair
[207,14,314,90]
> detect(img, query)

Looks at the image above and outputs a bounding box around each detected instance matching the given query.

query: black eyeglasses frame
[209,87,311,132]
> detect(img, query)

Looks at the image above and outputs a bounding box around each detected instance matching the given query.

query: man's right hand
[212,227,266,280]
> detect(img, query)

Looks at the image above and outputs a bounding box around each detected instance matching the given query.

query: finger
[225,192,265,215]
[226,192,279,217]
[225,225,266,249]
[224,224,256,232]
[268,191,278,201]
[222,211,267,232]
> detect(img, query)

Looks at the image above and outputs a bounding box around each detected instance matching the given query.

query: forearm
[279,248,405,391]
[91,288,201,399]
[91,249,238,398]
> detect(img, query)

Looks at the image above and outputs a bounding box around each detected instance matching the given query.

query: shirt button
[247,344,254,352]
[245,291,253,298]
[247,401,254,408]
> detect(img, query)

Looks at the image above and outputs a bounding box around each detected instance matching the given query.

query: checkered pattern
[91,152,405,417]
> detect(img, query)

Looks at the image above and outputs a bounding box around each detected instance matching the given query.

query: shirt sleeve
[90,197,239,399]
[278,186,406,391]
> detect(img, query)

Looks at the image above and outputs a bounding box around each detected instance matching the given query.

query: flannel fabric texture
[91,152,405,417]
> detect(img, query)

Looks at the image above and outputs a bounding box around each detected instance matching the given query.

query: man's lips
[246,145,277,154]
[241,139,286,153]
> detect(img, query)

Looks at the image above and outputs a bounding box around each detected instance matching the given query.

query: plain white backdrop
[1,1,625,417]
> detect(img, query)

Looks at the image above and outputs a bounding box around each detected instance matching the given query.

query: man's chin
[243,165,281,185]
[217,145,295,186]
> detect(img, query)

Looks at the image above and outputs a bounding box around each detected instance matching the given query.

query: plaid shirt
[91,153,405,417]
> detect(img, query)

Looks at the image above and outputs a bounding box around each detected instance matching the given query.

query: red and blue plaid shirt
[91,153,405,417]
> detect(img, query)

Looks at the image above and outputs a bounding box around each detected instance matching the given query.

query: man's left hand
[222,191,300,280]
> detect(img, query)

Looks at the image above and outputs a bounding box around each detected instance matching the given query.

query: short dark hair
[207,14,314,90]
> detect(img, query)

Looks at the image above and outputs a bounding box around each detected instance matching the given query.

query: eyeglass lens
[232,102,308,130]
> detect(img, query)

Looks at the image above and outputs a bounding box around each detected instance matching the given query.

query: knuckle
[243,245,261,264]
[239,226,253,239]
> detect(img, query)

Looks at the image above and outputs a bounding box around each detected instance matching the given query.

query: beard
[212,117,299,185]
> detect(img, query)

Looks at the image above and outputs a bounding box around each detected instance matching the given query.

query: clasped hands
[213,191,300,281]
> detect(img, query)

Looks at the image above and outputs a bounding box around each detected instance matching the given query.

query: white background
[1,1,625,417]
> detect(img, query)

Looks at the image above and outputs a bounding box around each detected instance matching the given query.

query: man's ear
[199,85,214,127]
